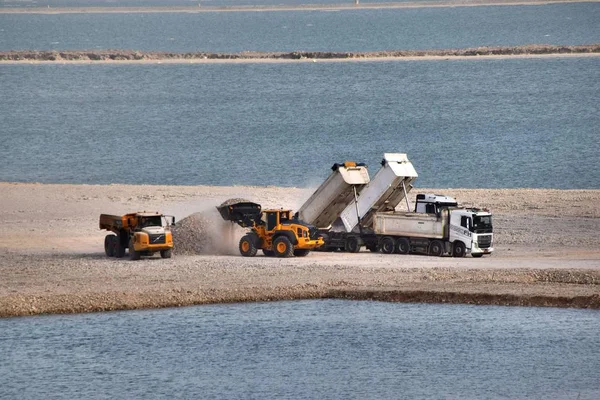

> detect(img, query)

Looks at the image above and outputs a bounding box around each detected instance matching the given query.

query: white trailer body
[372,208,494,257]
[374,212,444,239]
[338,153,418,232]
[296,162,370,229]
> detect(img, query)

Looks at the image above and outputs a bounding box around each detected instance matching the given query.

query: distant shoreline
[0,0,597,14]
[1,45,599,64]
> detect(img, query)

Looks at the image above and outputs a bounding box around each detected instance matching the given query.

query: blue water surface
[1,56,598,188]
[1,4,599,52]
[1,300,599,399]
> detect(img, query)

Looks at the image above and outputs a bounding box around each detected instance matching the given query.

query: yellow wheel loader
[217,201,324,258]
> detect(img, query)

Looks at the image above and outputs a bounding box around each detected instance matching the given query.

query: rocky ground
[0,182,599,317]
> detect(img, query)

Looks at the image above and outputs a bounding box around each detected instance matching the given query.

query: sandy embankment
[1,45,599,65]
[0,182,599,317]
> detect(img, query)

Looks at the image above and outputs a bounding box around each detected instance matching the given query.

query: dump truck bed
[99,214,127,231]
[373,211,445,240]
[338,153,418,232]
[296,162,370,229]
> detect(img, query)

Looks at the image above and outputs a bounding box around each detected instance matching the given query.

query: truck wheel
[129,238,141,260]
[452,241,466,258]
[380,237,395,254]
[160,249,172,259]
[104,235,115,257]
[429,240,444,257]
[345,236,361,253]
[472,254,484,258]
[395,238,410,254]
[293,249,310,257]
[262,249,275,257]
[273,236,294,258]
[239,234,258,257]
[114,234,126,258]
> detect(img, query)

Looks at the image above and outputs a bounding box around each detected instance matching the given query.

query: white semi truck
[297,153,494,257]
[370,194,494,257]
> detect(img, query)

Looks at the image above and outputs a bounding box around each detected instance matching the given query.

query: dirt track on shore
[1,183,599,317]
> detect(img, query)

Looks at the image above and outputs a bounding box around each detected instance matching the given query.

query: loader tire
[380,236,395,254]
[114,234,126,258]
[239,234,258,257]
[293,249,310,257]
[104,235,115,257]
[395,238,410,255]
[273,236,294,258]
[262,249,275,257]
[345,236,361,253]
[129,238,141,261]
[160,249,172,259]
[429,240,444,257]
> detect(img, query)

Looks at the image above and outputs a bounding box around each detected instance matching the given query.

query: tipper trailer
[100,212,175,260]
[296,161,370,229]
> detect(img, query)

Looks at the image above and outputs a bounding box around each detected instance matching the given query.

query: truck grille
[149,233,166,244]
[478,235,492,249]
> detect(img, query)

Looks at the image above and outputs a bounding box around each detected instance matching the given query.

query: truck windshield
[140,216,162,228]
[472,215,492,233]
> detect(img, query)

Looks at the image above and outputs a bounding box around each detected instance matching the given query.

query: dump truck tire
[273,236,294,258]
[293,249,310,257]
[104,235,115,257]
[429,240,444,257]
[345,236,361,253]
[472,253,484,258]
[129,238,141,260]
[239,234,258,257]
[115,234,126,258]
[395,238,410,254]
[452,241,466,258]
[380,236,395,254]
[160,249,172,259]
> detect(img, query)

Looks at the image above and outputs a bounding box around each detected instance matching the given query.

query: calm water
[1,56,599,188]
[1,4,599,52]
[1,300,599,399]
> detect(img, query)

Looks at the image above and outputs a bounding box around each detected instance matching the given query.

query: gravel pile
[172,199,250,255]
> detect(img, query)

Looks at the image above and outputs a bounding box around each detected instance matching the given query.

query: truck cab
[415,194,458,215]
[413,194,494,257]
[447,208,494,257]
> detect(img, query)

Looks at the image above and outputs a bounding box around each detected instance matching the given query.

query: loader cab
[415,194,458,216]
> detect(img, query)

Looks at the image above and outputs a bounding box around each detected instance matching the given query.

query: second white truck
[368,194,494,257]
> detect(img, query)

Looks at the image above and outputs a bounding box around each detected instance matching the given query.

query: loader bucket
[216,201,262,227]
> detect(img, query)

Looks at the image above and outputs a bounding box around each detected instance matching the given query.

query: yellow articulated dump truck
[99,212,175,260]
